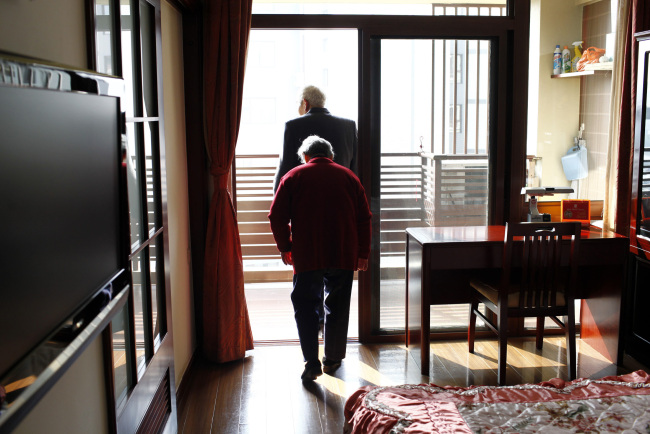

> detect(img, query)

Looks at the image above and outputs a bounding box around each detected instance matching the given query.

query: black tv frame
[0,52,130,432]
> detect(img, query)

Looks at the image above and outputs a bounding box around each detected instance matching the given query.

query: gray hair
[301,85,326,108]
[297,135,335,163]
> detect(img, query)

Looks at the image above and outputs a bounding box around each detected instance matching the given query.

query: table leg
[406,237,425,374]
[420,259,430,376]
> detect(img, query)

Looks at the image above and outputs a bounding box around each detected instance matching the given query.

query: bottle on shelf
[562,45,572,73]
[553,45,562,75]
[571,41,583,72]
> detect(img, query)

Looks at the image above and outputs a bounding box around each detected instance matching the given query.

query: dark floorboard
[177,338,648,434]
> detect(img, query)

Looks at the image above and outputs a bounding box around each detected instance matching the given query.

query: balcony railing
[233,152,489,283]
[422,152,489,227]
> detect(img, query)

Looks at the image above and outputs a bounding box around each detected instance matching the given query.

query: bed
[344,371,650,433]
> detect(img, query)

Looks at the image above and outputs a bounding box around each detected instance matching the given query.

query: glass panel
[238,30,358,154]
[149,235,166,348]
[93,0,117,75]
[253,3,432,14]
[125,122,144,249]
[253,2,507,15]
[639,58,650,238]
[139,0,158,118]
[379,38,491,331]
[111,302,131,406]
[433,4,507,17]
[144,121,161,233]
[121,0,137,119]
[131,251,147,373]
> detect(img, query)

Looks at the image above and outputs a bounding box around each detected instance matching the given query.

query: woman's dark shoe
[322,358,341,374]
[301,362,323,381]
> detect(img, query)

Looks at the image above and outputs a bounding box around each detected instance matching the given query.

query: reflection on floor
[244,280,581,342]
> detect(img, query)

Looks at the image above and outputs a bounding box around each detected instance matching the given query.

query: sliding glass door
[370,37,494,334]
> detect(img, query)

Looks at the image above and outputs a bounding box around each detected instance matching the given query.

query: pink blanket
[344,371,650,433]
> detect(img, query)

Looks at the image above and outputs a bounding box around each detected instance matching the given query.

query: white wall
[0,0,87,69]
[529,0,583,198]
[161,1,196,387]
[13,340,109,434]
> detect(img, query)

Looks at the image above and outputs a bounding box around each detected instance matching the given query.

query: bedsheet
[344,371,650,433]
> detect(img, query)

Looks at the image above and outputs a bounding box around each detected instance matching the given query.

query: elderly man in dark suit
[273,85,358,193]
[269,136,371,382]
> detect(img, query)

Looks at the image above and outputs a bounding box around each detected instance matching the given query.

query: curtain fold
[201,0,254,363]
[603,0,650,235]
[603,0,631,233]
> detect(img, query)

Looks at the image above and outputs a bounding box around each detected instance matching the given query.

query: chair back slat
[519,237,530,307]
[538,234,552,307]
[550,235,563,305]
[503,222,581,311]
[531,236,539,306]
[535,236,555,306]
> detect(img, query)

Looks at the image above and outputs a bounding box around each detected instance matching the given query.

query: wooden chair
[468,221,581,385]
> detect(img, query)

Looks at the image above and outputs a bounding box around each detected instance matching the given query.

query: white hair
[301,85,326,108]
[297,135,335,163]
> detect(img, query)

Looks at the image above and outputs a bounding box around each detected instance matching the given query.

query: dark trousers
[291,269,354,365]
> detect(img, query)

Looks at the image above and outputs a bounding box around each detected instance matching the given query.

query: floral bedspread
[344,371,650,433]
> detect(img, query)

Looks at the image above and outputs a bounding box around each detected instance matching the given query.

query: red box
[561,199,590,226]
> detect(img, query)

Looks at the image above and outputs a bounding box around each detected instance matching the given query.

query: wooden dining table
[405,225,629,376]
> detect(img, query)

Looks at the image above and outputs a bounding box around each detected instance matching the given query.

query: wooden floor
[176,337,647,434]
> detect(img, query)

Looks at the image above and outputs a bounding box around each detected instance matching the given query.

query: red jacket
[268,158,372,273]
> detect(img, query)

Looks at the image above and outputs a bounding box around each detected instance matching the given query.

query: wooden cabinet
[628,31,650,366]
[627,257,650,363]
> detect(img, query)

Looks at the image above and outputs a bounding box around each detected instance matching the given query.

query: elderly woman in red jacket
[269,135,372,382]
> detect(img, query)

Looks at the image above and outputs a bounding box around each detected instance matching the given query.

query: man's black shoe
[322,358,341,374]
[301,363,323,381]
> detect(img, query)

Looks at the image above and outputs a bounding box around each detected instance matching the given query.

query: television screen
[0,81,124,378]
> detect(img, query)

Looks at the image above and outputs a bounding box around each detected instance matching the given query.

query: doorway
[235,29,359,342]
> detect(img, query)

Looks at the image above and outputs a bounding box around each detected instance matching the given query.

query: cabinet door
[628,256,650,366]
[632,35,650,257]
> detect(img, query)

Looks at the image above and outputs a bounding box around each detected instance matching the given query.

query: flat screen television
[0,53,129,425]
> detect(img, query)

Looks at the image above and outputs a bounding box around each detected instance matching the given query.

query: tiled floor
[244,280,359,341]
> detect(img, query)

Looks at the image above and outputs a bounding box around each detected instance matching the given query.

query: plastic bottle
[562,45,571,73]
[571,41,583,72]
[553,45,562,75]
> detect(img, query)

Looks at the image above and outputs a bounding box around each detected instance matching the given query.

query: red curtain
[615,0,650,235]
[201,0,254,363]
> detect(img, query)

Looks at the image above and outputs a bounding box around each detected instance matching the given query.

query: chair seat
[470,278,567,308]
